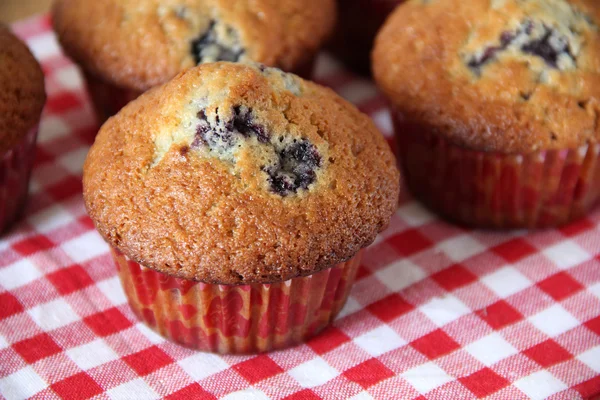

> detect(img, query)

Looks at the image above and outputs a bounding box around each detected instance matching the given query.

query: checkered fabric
[1,14,599,400]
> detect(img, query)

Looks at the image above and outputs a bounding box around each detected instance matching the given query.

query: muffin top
[83,62,399,284]
[373,0,600,153]
[52,0,336,91]
[0,26,45,154]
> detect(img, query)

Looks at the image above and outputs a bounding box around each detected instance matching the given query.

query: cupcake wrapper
[0,125,39,233]
[112,248,361,353]
[83,58,317,124]
[393,109,600,228]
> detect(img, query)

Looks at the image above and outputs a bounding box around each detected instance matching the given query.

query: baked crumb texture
[52,0,336,91]
[83,62,400,284]
[374,0,600,153]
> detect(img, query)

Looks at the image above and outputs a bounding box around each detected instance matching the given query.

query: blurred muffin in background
[329,0,403,75]
[374,0,600,229]
[52,0,336,122]
[0,25,45,233]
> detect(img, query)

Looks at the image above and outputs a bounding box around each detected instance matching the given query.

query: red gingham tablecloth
[1,15,600,400]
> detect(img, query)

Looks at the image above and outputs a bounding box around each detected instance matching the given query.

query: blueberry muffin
[374,0,600,228]
[0,25,46,233]
[83,62,399,353]
[329,0,404,75]
[52,0,336,122]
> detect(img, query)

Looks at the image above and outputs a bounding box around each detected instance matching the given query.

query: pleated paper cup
[393,108,600,229]
[112,247,361,354]
[0,125,39,233]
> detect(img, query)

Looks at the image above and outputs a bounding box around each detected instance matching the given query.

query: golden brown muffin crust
[373,0,600,153]
[52,0,336,91]
[0,25,46,154]
[83,62,399,284]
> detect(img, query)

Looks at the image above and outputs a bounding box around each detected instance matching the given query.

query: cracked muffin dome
[0,25,45,154]
[52,0,336,92]
[83,62,399,284]
[373,0,600,153]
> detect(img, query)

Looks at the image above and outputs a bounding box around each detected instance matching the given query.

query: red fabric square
[367,294,414,322]
[233,355,283,384]
[431,264,478,291]
[13,333,62,363]
[283,389,321,400]
[123,346,174,376]
[523,340,573,367]
[492,239,537,263]
[355,265,372,280]
[47,176,83,202]
[46,92,82,114]
[0,293,24,320]
[12,235,54,256]
[47,265,94,295]
[476,300,524,330]
[388,229,433,256]
[343,359,394,388]
[560,218,595,237]
[537,272,584,301]
[84,307,133,337]
[166,384,217,400]
[411,329,460,359]
[585,315,600,336]
[459,368,510,397]
[573,375,600,399]
[308,327,350,355]
[51,372,103,400]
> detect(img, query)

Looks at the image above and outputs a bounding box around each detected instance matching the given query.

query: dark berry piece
[265,139,322,196]
[521,27,572,68]
[231,106,270,143]
[191,20,245,64]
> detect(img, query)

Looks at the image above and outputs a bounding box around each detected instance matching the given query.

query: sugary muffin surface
[0,26,46,154]
[52,0,336,91]
[373,0,600,152]
[83,62,399,284]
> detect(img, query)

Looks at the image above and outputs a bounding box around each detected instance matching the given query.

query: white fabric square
[61,232,109,263]
[27,32,61,61]
[221,388,270,400]
[28,205,75,234]
[396,202,435,227]
[529,304,580,337]
[336,81,379,104]
[58,148,90,175]
[337,296,361,320]
[436,235,485,262]
[54,65,84,91]
[354,325,407,357]
[372,110,393,137]
[543,241,591,270]
[135,323,165,345]
[0,334,8,350]
[481,266,532,298]
[66,339,119,370]
[401,362,453,394]
[465,333,518,366]
[97,276,128,306]
[420,295,471,327]
[514,370,567,400]
[0,366,48,400]
[0,259,42,290]
[288,358,339,388]
[178,353,230,381]
[107,378,159,400]
[376,259,426,293]
[28,298,80,331]
[39,116,71,143]
[589,282,600,301]
[577,346,600,373]
[349,392,375,400]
